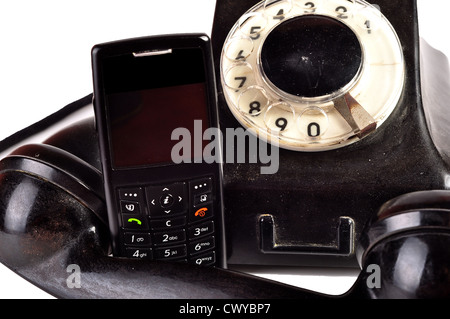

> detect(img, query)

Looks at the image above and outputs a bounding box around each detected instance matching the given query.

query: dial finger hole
[297,106,329,139]
[238,12,268,40]
[354,4,382,34]
[224,36,254,61]
[296,0,320,13]
[238,86,270,116]
[224,62,254,91]
[263,0,293,18]
[332,0,356,20]
[264,102,295,134]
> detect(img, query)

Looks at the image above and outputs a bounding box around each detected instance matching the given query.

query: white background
[0,0,448,298]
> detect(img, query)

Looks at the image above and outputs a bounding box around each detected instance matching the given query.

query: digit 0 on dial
[220,0,404,151]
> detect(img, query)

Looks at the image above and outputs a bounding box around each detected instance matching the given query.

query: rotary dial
[220,0,404,151]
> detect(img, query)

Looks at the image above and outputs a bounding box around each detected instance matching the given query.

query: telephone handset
[0,0,450,300]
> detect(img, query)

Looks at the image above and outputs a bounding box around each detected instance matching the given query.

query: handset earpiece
[2,142,107,224]
[352,190,450,298]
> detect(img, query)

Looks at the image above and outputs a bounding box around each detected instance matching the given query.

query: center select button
[146,182,187,217]
[160,193,174,208]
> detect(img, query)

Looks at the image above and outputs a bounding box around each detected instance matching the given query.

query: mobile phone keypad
[117,177,217,266]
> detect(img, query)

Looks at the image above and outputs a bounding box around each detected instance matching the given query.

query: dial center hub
[260,15,363,99]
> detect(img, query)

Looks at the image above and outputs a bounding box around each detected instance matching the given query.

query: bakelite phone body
[211,0,450,268]
[0,0,450,299]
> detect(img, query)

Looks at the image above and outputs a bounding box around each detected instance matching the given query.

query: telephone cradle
[0,0,450,299]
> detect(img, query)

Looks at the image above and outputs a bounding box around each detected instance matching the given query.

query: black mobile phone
[91,34,225,268]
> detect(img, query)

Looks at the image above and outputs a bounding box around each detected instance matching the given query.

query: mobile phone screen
[103,48,209,168]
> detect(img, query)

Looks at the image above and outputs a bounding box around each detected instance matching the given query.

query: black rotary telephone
[1,0,450,299]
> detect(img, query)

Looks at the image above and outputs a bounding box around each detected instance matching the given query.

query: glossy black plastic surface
[357,190,450,264]
[354,191,450,298]
[358,232,450,298]
[261,15,362,97]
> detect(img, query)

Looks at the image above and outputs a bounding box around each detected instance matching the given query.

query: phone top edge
[91,33,211,58]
